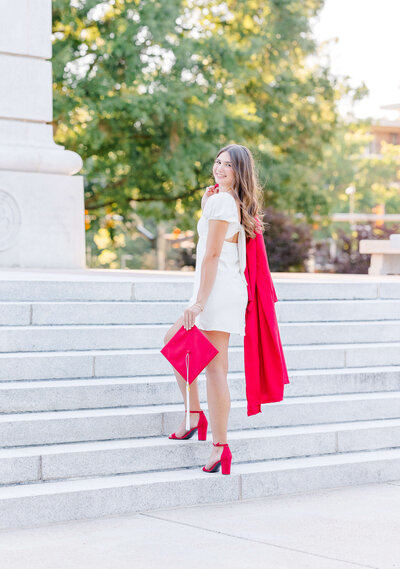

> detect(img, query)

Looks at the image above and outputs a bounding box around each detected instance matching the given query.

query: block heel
[202,442,232,475]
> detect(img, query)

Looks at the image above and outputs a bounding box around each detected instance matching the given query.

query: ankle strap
[185,410,202,413]
[213,442,228,446]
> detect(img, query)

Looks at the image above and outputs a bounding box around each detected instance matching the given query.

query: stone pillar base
[0,170,85,269]
[368,254,400,276]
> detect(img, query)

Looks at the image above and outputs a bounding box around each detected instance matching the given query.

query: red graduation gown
[243,226,290,416]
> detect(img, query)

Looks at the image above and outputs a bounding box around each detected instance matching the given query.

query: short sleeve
[203,193,238,223]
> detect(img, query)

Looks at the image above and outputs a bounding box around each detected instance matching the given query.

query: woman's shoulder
[205,191,237,207]
[214,191,236,200]
[203,191,240,222]
[204,191,236,211]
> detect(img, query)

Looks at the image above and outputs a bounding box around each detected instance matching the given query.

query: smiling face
[213,151,236,190]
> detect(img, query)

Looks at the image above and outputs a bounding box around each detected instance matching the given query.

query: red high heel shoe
[202,442,232,475]
[168,410,208,441]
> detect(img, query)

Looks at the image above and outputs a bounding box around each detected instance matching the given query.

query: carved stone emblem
[0,190,21,251]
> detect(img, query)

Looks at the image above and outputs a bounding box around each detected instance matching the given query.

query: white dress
[186,191,248,336]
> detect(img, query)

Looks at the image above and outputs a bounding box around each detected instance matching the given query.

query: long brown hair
[215,144,265,239]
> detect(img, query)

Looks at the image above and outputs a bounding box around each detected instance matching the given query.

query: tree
[310,119,400,242]
[52,0,344,231]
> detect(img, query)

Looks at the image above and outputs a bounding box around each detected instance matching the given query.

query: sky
[312,0,400,120]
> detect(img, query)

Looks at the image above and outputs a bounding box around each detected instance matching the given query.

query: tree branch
[85,189,200,210]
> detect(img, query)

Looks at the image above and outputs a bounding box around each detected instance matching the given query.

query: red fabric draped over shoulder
[243,223,289,416]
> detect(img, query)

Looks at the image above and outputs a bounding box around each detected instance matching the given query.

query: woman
[163,144,266,475]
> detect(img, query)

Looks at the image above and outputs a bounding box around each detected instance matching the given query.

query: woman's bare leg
[163,315,202,436]
[200,329,231,469]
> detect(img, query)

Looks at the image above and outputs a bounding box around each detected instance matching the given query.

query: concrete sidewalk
[0,480,399,569]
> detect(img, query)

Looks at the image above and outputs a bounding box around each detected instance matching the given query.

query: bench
[359,234,400,275]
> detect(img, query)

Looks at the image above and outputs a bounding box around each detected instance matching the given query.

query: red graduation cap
[161,325,219,429]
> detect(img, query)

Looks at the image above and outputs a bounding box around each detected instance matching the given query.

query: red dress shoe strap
[168,411,208,441]
[203,443,232,475]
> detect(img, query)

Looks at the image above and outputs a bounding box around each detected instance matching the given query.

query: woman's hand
[201,184,219,209]
[205,184,219,196]
[183,303,203,330]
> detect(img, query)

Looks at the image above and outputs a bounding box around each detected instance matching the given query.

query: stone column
[0,0,86,269]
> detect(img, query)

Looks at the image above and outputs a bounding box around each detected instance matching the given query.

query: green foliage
[85,215,157,268]
[315,120,400,221]
[354,141,400,213]
[52,0,344,230]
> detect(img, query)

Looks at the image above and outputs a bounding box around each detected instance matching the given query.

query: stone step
[137,280,388,302]
[0,303,31,326]
[0,301,187,326]
[1,341,400,381]
[280,320,400,345]
[1,278,400,303]
[2,319,400,352]
[1,392,399,447]
[0,279,137,302]
[276,299,400,322]
[270,281,400,301]
[1,418,399,485]
[1,366,400,413]
[1,447,400,529]
[3,298,400,326]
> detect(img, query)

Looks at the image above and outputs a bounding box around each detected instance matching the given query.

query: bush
[263,207,313,272]
[333,223,400,274]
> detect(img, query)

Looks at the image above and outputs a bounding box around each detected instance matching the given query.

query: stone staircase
[0,274,400,529]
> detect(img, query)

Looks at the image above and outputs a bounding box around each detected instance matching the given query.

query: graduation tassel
[185,351,190,430]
